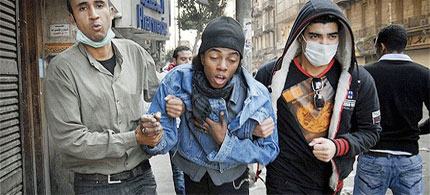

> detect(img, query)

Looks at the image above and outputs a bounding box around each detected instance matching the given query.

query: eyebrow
[76,0,106,7]
[208,48,239,56]
[307,31,339,36]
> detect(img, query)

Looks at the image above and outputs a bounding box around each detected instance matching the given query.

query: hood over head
[275,0,356,73]
[268,1,359,191]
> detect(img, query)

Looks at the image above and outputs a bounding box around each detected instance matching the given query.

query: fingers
[204,111,225,127]
[191,118,208,133]
[135,125,163,147]
[261,117,274,126]
[140,114,157,123]
[165,95,185,118]
[310,138,336,162]
[140,114,161,136]
[164,94,175,101]
[219,111,226,126]
[309,137,325,147]
[153,112,161,121]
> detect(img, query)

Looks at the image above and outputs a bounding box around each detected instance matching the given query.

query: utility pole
[177,0,181,45]
[236,0,253,73]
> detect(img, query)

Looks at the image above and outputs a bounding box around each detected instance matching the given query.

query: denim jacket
[143,64,279,172]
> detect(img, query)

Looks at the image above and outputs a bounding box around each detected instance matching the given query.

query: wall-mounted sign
[136,0,168,35]
[50,24,70,37]
[140,0,164,14]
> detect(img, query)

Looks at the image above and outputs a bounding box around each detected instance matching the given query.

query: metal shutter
[0,0,22,194]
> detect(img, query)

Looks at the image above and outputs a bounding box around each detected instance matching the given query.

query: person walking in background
[354,24,429,195]
[160,46,193,79]
[140,16,279,194]
[255,0,381,194]
[45,0,182,194]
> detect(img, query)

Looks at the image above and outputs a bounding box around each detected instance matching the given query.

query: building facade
[336,0,429,67]
[252,0,429,70]
[252,0,305,70]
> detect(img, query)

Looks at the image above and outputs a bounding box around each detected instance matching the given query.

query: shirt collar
[379,53,412,62]
[78,40,124,68]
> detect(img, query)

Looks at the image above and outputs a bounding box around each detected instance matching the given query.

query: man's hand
[165,95,185,118]
[136,126,163,147]
[253,117,274,138]
[309,138,336,162]
[191,111,227,145]
[136,113,163,147]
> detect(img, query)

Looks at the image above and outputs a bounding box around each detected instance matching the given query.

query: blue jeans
[354,154,424,195]
[170,150,185,195]
[74,168,157,195]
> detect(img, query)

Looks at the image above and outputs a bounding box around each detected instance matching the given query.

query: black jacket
[255,0,381,192]
[365,56,429,154]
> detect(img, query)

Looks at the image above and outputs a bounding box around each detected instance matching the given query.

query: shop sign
[136,0,168,35]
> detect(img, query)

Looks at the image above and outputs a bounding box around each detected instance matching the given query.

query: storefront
[111,0,170,71]
[1,0,49,194]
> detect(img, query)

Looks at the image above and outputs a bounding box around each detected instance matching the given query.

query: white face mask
[302,35,338,66]
[76,28,115,48]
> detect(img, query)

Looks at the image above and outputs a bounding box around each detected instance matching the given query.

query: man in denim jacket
[138,16,279,194]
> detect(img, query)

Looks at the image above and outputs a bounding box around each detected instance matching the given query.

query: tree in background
[177,0,227,55]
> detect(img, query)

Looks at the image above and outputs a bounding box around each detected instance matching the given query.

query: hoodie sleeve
[255,60,277,88]
[335,67,381,157]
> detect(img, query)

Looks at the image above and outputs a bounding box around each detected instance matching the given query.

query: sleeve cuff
[207,133,234,162]
[141,138,167,156]
[124,131,138,149]
[332,138,349,157]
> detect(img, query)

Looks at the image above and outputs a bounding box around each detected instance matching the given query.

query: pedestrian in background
[160,46,193,79]
[255,0,381,194]
[354,24,429,195]
[45,0,182,194]
[140,16,279,194]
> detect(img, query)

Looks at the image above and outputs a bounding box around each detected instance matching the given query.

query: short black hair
[67,0,111,15]
[309,14,343,31]
[376,24,408,52]
[67,0,73,14]
[173,46,191,59]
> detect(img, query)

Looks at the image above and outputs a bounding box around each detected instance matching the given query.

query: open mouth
[213,74,227,86]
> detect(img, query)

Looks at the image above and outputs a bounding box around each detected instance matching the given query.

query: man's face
[201,47,240,89]
[302,22,339,46]
[173,50,193,65]
[68,0,113,42]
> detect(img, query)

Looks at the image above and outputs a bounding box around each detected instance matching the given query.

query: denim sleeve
[206,101,279,166]
[141,77,178,155]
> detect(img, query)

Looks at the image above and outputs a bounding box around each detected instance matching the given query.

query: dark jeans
[266,170,333,195]
[74,168,157,195]
[169,150,185,195]
[184,170,249,195]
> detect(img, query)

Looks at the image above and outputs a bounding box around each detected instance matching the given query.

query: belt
[75,160,151,184]
[366,151,413,158]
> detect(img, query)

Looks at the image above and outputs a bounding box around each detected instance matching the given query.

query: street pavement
[151,108,429,195]
[151,135,429,195]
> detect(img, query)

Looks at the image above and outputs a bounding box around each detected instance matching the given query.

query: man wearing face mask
[44,0,184,194]
[255,0,381,194]
[353,24,429,195]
